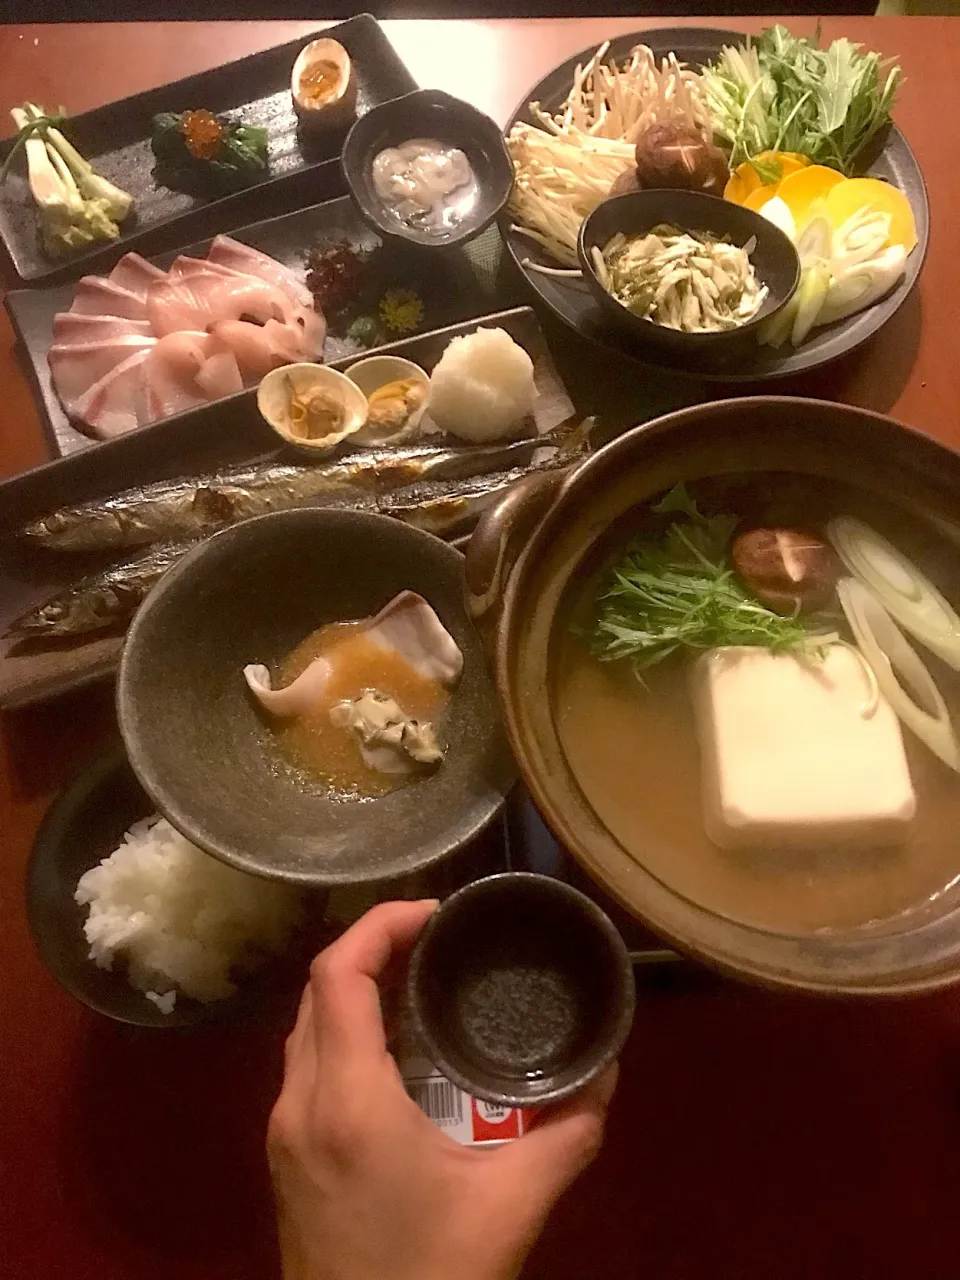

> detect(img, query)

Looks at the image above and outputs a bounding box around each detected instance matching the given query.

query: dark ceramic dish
[503,25,929,382]
[407,872,635,1107]
[0,15,416,284]
[117,508,513,887]
[26,745,319,1027]
[464,396,960,996]
[578,190,800,364]
[342,89,513,248]
[4,194,508,459]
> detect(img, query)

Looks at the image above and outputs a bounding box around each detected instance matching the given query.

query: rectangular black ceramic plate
[0,15,416,284]
[5,194,516,458]
[0,305,574,710]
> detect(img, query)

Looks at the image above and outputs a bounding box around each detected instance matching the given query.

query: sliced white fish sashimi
[141,332,232,419]
[208,235,314,309]
[53,240,325,437]
[69,276,149,320]
[48,335,158,406]
[365,592,464,685]
[195,349,244,399]
[108,252,168,299]
[244,658,333,717]
[52,313,154,344]
[209,317,303,378]
[146,274,298,338]
[168,255,246,282]
[71,349,152,438]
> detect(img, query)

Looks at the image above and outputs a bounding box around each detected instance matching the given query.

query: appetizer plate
[502,26,930,383]
[0,305,575,710]
[0,15,416,284]
[5,194,514,457]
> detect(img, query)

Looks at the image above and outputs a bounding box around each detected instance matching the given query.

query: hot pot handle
[463,463,575,654]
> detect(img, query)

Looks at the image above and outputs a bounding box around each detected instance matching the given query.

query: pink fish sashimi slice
[195,349,244,399]
[209,318,303,379]
[293,306,327,361]
[140,331,239,420]
[70,349,152,439]
[146,274,297,338]
[208,235,314,310]
[168,255,250,282]
[69,276,149,320]
[108,252,168,300]
[48,335,158,407]
[52,313,154,344]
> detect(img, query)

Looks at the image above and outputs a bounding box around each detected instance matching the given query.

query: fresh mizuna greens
[703,26,901,175]
[829,517,960,669]
[151,110,269,195]
[2,103,133,258]
[837,577,960,771]
[590,484,814,670]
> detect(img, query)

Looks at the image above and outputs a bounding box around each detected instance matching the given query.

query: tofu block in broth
[691,645,916,850]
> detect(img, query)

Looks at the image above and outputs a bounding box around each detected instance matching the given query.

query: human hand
[268,899,617,1280]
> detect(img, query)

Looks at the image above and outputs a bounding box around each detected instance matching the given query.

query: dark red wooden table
[2,18,960,1280]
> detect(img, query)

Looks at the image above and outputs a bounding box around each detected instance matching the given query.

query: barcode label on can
[392,1009,527,1147]
[407,1078,465,1127]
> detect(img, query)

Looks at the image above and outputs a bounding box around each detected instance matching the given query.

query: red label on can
[470,1097,522,1143]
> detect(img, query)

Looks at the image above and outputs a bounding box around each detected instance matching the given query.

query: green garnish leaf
[588,484,811,671]
[748,156,782,185]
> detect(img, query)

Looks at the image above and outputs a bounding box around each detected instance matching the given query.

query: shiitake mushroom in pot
[633,123,729,195]
[731,526,842,614]
[609,168,641,197]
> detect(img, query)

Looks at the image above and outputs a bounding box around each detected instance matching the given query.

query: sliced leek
[837,577,960,771]
[830,517,960,669]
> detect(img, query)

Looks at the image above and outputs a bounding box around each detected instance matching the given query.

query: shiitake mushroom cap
[731,526,842,615]
[609,168,642,197]
[633,123,730,195]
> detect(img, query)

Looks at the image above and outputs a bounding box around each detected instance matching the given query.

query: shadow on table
[56,1013,293,1276]
[777,287,923,417]
[530,284,923,445]
[1,682,116,802]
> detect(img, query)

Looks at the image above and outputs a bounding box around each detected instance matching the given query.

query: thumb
[497,1063,618,1205]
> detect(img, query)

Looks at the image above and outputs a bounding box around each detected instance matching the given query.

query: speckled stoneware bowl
[407,872,636,1107]
[117,509,513,887]
[341,88,513,248]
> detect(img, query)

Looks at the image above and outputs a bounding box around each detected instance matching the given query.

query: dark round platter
[502,26,930,383]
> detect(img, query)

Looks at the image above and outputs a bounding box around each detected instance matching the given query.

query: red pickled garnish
[179,110,224,161]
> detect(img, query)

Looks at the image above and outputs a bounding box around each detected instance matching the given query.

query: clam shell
[257,363,369,454]
[345,356,431,445]
[291,38,356,126]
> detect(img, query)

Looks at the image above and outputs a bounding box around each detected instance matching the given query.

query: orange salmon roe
[179,110,224,160]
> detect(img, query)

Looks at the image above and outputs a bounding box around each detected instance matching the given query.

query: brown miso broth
[552,474,960,935]
[275,621,449,798]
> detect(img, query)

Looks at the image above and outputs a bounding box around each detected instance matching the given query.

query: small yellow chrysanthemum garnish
[378,288,425,334]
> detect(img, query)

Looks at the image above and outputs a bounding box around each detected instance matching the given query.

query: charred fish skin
[19,417,596,554]
[5,543,191,639]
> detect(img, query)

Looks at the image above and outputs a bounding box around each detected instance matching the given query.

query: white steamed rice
[75,816,302,1012]
[427,327,536,442]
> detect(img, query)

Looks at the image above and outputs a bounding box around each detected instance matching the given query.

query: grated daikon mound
[428,327,536,442]
[75,817,302,1011]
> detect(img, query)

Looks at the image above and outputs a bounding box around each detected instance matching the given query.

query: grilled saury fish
[20,418,594,553]
[8,420,594,640]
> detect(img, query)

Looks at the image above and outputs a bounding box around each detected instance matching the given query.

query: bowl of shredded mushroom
[578,189,799,361]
